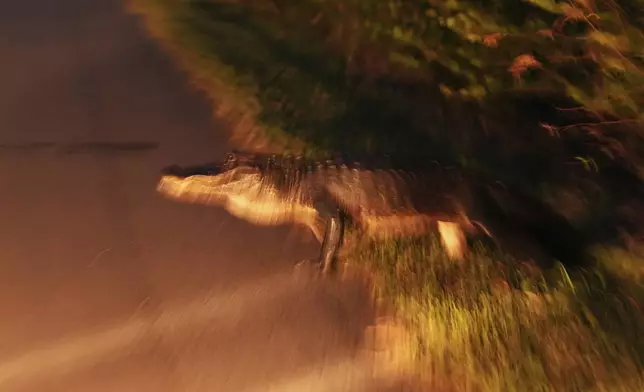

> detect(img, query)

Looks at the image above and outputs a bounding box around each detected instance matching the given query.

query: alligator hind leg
[437,221,468,260]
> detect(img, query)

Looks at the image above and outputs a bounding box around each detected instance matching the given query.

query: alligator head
[156,151,318,227]
[156,152,265,206]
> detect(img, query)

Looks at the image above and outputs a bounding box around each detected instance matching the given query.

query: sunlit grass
[348,232,644,391]
[593,244,644,285]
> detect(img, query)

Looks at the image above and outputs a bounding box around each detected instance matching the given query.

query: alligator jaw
[156,174,229,206]
[157,172,321,233]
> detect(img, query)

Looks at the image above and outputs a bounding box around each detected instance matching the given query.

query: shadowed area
[0,141,160,154]
[0,0,382,391]
[59,141,160,154]
[0,142,57,150]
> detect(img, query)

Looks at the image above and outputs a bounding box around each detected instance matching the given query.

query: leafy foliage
[262,0,644,179]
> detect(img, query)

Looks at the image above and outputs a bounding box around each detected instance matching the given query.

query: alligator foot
[293,259,324,279]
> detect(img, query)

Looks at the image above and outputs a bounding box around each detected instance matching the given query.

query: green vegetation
[129,0,644,390]
[349,234,644,391]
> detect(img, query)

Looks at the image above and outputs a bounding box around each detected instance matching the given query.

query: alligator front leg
[294,199,344,277]
[317,208,344,275]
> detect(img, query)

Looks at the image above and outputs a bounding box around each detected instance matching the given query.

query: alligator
[156,150,588,276]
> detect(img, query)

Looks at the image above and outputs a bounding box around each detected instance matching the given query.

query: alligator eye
[225,151,238,165]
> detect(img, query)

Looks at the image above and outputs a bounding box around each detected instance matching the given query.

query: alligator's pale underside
[156,151,582,274]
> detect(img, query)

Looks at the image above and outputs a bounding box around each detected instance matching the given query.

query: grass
[348,234,644,391]
[128,0,644,390]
